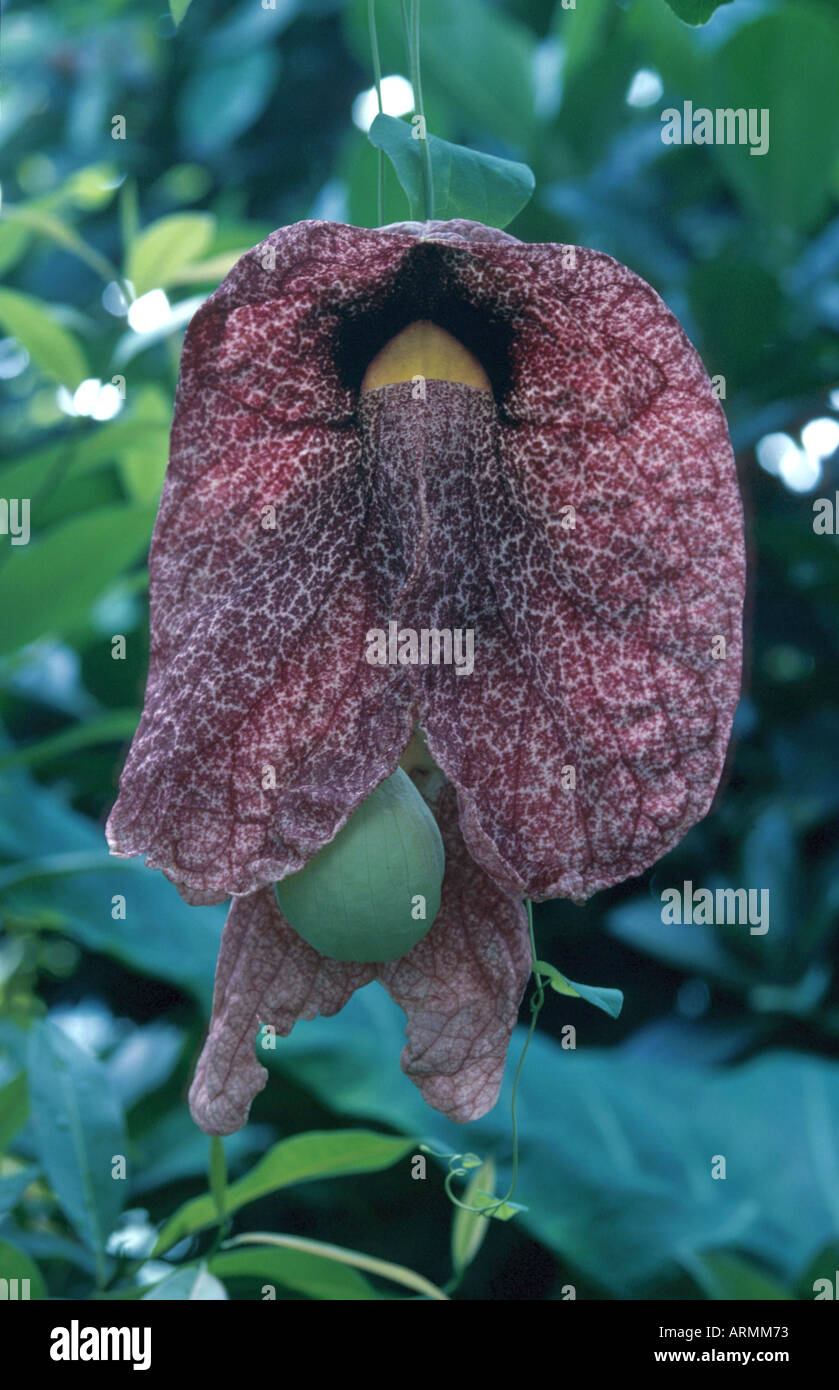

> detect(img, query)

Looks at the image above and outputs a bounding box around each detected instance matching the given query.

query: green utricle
[274,768,445,963]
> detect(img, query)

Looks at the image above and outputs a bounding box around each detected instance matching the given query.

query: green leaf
[557,0,616,85]
[664,0,734,23]
[61,163,121,212]
[143,1264,228,1300]
[209,1245,388,1301]
[92,1283,152,1301]
[26,1021,126,1285]
[0,1168,38,1217]
[166,249,250,286]
[0,1071,28,1151]
[169,0,193,28]
[688,254,784,384]
[114,449,170,506]
[0,762,222,1012]
[451,1158,495,1275]
[346,0,536,147]
[470,1190,526,1221]
[132,1109,262,1197]
[2,206,118,284]
[0,287,88,387]
[682,1250,792,1300]
[2,1226,97,1277]
[607,898,752,989]
[798,1242,839,1300]
[126,213,215,296]
[0,1238,47,1300]
[0,711,141,772]
[368,114,534,228]
[153,1130,415,1255]
[178,50,277,157]
[711,9,839,232]
[0,220,31,276]
[0,502,155,656]
[741,806,797,965]
[265,986,839,1296]
[419,0,537,146]
[535,960,624,1019]
[0,390,170,502]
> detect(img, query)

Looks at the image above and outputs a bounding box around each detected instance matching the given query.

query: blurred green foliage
[1,0,839,1302]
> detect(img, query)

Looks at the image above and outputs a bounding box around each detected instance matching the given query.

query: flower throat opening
[332,241,515,403]
[361,321,492,393]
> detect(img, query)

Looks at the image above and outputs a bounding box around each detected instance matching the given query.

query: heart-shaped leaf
[664,0,734,23]
[368,113,534,228]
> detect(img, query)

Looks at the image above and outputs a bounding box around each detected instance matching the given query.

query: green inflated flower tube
[274,767,445,962]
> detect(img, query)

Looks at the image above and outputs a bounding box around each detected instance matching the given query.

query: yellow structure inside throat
[360,320,492,393]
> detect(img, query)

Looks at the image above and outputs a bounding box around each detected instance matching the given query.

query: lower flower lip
[188,778,533,1135]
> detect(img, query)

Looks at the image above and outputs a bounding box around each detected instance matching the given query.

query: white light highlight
[352,75,414,131]
[755,431,796,477]
[56,385,76,416]
[90,383,123,420]
[0,337,30,379]
[532,38,562,120]
[72,378,103,415]
[626,68,663,108]
[128,288,171,334]
[801,416,839,460]
[779,445,822,494]
[60,378,125,420]
[102,280,129,317]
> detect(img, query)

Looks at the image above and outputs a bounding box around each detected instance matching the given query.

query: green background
[1,0,839,1301]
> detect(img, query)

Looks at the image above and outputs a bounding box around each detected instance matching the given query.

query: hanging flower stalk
[107,218,745,1135]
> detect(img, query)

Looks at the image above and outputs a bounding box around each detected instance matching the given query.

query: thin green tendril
[367,0,384,226]
[401,0,433,220]
[422,899,545,1219]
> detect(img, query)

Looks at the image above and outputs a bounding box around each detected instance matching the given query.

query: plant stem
[367,0,385,225]
[410,0,434,220]
[401,0,433,220]
[400,1,411,80]
[209,1136,227,1224]
[222,1232,449,1301]
[204,1136,232,1257]
[480,899,544,1216]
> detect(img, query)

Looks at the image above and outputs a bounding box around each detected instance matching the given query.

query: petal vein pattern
[189,783,531,1132]
[106,219,744,907]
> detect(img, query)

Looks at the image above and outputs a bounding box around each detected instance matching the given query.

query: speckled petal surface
[378,780,532,1122]
[189,776,531,1134]
[361,368,742,902]
[108,218,744,906]
[107,225,422,899]
[189,887,374,1135]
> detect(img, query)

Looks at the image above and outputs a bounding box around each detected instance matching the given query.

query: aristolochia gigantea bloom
[107,219,745,1135]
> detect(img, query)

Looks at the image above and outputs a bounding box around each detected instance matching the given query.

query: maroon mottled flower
[107,219,745,1134]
